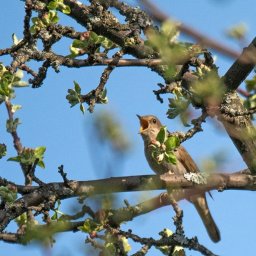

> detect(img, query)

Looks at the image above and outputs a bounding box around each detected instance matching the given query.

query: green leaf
[0,144,7,159]
[121,237,131,253]
[226,22,247,40]
[180,111,190,127]
[72,39,88,49]
[161,20,178,41]
[34,146,46,157]
[156,126,167,144]
[6,118,20,133]
[34,146,46,168]
[164,65,176,81]
[164,152,177,164]
[51,212,58,220]
[48,10,59,24]
[74,81,81,94]
[15,213,28,227]
[79,103,85,114]
[66,83,81,108]
[7,156,21,162]
[165,136,180,151]
[245,75,256,92]
[37,160,45,169]
[47,1,58,10]
[89,31,99,43]
[11,105,22,113]
[9,146,46,169]
[78,218,102,233]
[167,98,190,119]
[61,5,71,14]
[0,186,17,203]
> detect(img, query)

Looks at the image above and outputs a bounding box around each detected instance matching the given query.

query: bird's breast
[144,144,187,175]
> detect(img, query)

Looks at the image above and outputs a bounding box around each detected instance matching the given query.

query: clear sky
[0,0,256,255]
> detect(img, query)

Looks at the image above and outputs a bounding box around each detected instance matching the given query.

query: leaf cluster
[70,31,117,57]
[0,64,28,103]
[8,146,46,169]
[150,126,180,164]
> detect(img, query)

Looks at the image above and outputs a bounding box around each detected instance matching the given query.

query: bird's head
[137,115,162,142]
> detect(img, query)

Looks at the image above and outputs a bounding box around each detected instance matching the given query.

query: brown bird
[137,114,220,243]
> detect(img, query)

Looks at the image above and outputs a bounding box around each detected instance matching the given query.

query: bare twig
[5,101,23,153]
[108,226,217,256]
[82,49,124,112]
[177,110,208,143]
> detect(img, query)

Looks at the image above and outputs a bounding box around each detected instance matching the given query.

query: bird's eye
[152,118,157,124]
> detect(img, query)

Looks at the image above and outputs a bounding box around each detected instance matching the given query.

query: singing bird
[137,114,220,243]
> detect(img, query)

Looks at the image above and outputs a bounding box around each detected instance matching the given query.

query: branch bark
[219,37,256,173]
[0,170,255,232]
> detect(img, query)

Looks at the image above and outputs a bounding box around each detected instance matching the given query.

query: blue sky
[0,0,256,255]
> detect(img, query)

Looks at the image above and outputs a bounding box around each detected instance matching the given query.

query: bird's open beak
[136,115,149,133]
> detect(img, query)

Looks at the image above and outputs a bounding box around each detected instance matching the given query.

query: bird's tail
[192,195,221,243]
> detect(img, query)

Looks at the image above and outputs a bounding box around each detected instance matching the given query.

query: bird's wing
[175,145,200,173]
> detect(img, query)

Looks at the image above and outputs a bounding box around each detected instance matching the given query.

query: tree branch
[0,170,254,232]
[223,37,256,90]
[218,37,256,173]
[138,0,240,59]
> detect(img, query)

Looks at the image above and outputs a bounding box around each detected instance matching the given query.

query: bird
[137,114,220,243]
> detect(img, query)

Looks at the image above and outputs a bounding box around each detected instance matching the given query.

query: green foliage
[0,186,17,203]
[6,118,20,133]
[31,11,59,34]
[66,81,85,113]
[165,83,191,126]
[11,104,22,113]
[47,0,71,14]
[15,213,28,227]
[245,75,256,92]
[226,22,248,41]
[103,232,131,256]
[0,64,28,102]
[94,111,130,152]
[69,31,117,57]
[151,126,180,164]
[156,126,167,144]
[244,75,256,110]
[78,218,103,233]
[146,20,204,81]
[191,71,224,107]
[0,143,7,159]
[167,97,190,126]
[66,81,108,113]
[51,199,64,220]
[157,229,184,255]
[8,146,46,169]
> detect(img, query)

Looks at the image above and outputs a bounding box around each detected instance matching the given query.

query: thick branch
[219,37,256,173]
[0,170,255,232]
[223,37,256,90]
